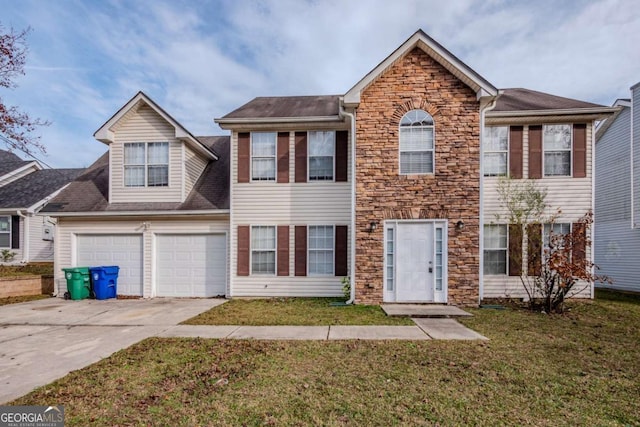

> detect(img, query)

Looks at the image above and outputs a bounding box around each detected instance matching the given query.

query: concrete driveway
[0,297,225,404]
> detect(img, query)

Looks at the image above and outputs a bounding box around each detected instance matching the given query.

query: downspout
[631,88,635,229]
[15,210,29,263]
[478,95,498,305]
[339,98,357,304]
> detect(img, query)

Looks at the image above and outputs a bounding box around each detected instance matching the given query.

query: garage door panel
[77,234,143,296]
[156,234,226,297]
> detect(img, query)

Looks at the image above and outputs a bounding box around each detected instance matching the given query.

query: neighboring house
[44,30,615,304]
[594,82,640,293]
[0,149,83,262]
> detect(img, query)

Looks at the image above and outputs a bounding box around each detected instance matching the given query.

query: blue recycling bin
[89,266,119,300]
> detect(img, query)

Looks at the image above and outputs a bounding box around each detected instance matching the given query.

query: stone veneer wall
[355,48,481,305]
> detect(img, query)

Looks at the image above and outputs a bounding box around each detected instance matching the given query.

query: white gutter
[339,98,357,304]
[15,210,29,263]
[591,119,596,299]
[44,209,230,218]
[216,116,343,126]
[632,87,636,229]
[478,95,498,305]
[0,161,41,184]
[486,106,618,118]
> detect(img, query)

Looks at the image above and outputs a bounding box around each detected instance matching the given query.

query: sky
[1,0,639,168]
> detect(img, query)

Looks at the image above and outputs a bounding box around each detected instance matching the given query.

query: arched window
[399,109,434,174]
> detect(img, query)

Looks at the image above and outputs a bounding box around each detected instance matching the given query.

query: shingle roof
[494,88,603,112]
[0,168,85,209]
[42,137,230,214]
[0,149,32,176]
[220,95,340,119]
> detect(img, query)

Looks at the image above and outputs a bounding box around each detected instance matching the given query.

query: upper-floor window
[0,216,10,248]
[484,224,507,275]
[251,225,276,274]
[124,142,169,187]
[543,223,571,250]
[399,109,434,174]
[484,126,508,176]
[308,131,335,181]
[543,125,571,176]
[251,132,276,181]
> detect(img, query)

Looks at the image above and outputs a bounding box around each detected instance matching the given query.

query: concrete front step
[381,304,473,318]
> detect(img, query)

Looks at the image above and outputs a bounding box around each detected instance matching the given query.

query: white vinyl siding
[230,130,351,297]
[53,217,229,298]
[29,215,56,262]
[308,131,335,181]
[483,123,594,299]
[110,104,183,203]
[184,145,208,198]
[484,126,508,176]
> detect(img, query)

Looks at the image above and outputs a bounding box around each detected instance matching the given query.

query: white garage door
[77,234,144,296]
[156,234,226,297]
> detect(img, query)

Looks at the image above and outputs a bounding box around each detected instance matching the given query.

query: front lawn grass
[183,297,414,326]
[0,294,50,306]
[12,290,640,425]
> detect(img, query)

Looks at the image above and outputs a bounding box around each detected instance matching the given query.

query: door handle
[428,261,433,273]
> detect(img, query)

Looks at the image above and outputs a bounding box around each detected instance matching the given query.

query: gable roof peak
[344,29,498,106]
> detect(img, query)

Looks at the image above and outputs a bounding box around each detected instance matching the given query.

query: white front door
[385,220,447,303]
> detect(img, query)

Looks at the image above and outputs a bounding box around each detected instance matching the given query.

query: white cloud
[1,0,638,167]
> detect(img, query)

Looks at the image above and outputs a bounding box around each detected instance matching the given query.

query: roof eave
[44,209,230,217]
[487,106,619,118]
[0,161,41,183]
[215,115,344,129]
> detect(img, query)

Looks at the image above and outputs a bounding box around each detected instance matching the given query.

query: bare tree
[0,24,49,154]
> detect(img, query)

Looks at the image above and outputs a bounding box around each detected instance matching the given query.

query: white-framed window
[124,142,169,187]
[385,227,394,291]
[484,126,508,176]
[251,132,276,181]
[0,216,10,248]
[543,124,571,176]
[543,223,571,250]
[308,131,335,181]
[435,227,443,291]
[399,109,434,174]
[308,225,334,275]
[483,224,507,275]
[251,225,276,275]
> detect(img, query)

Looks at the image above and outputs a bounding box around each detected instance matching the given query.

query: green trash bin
[62,267,91,300]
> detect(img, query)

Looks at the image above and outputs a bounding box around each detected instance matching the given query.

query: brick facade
[354,48,481,305]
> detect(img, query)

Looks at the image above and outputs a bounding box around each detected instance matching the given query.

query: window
[251,132,276,181]
[399,109,434,174]
[543,125,571,176]
[385,227,394,291]
[124,142,169,187]
[435,227,443,291]
[309,131,335,181]
[484,224,507,275]
[251,226,276,274]
[308,225,334,275]
[484,126,508,176]
[0,216,10,248]
[543,223,571,250]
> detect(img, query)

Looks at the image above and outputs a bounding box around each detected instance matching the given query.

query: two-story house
[594,82,640,293]
[0,149,83,263]
[45,30,615,304]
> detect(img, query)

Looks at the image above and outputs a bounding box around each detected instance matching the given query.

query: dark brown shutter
[572,222,587,263]
[277,225,289,276]
[277,132,289,183]
[237,132,250,183]
[295,132,307,183]
[527,223,542,276]
[528,125,542,179]
[509,126,523,179]
[335,131,348,182]
[573,124,587,178]
[295,226,307,276]
[335,225,348,276]
[237,226,250,276]
[508,224,522,276]
[11,215,20,249]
